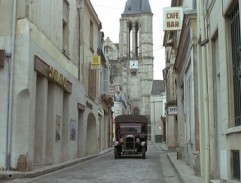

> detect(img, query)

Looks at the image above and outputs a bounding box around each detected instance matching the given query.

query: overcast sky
[90,0,171,80]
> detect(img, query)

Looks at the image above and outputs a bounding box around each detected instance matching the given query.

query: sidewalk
[159,143,203,183]
[0,148,113,181]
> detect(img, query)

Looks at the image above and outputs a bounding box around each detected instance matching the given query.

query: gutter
[6,0,17,170]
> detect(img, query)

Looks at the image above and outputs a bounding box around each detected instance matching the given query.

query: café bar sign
[163,7,183,31]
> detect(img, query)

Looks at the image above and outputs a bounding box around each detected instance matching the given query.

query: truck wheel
[114,147,118,159]
[142,147,146,159]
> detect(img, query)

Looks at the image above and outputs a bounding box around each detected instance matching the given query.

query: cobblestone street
[4,144,181,183]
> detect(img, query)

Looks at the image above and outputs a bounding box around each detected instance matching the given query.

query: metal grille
[232,150,240,180]
[125,137,134,150]
[230,5,241,126]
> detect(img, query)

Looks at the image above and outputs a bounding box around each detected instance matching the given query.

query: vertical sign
[91,55,101,70]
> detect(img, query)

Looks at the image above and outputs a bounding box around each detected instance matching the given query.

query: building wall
[150,95,165,143]
[205,0,241,181]
[0,0,110,171]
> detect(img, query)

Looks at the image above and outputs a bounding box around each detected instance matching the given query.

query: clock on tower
[129,60,139,69]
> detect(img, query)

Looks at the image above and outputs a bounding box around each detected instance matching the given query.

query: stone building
[0,0,112,171]
[107,0,153,121]
[150,80,166,143]
[164,0,241,182]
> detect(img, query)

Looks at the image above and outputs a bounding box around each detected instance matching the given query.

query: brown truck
[113,114,148,159]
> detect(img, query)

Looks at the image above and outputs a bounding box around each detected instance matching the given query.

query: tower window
[128,21,140,57]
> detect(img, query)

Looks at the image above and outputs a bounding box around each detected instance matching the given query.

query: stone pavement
[0,144,210,183]
[0,148,113,181]
[159,143,203,183]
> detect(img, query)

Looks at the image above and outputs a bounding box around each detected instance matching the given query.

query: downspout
[77,0,81,81]
[199,0,210,182]
[197,2,204,179]
[6,0,17,170]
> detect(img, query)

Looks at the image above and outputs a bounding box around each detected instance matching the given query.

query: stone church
[106,0,153,119]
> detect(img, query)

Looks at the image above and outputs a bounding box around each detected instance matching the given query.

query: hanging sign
[163,7,183,31]
[91,55,101,70]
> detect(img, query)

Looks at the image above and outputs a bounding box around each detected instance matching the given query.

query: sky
[90,0,171,80]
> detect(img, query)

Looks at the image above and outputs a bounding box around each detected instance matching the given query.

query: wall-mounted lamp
[165,39,174,47]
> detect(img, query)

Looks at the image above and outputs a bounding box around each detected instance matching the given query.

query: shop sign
[163,7,183,31]
[34,56,72,93]
[168,106,177,115]
[91,55,100,70]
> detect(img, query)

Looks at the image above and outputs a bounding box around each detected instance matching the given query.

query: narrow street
[6,144,181,183]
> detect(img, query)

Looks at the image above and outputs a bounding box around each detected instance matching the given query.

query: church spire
[123,0,152,15]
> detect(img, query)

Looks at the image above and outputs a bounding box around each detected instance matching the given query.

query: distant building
[150,80,166,143]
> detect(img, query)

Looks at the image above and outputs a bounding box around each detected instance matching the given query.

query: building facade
[0,0,112,171]
[150,80,166,143]
[164,0,241,182]
[105,0,154,140]
[163,31,178,149]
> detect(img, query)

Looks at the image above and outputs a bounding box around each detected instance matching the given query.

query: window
[90,20,94,52]
[230,5,241,126]
[135,22,140,57]
[100,68,109,94]
[128,21,140,57]
[63,0,69,56]
[192,0,197,9]
[231,150,240,180]
[88,63,96,100]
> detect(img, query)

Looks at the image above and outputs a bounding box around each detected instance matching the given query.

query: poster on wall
[56,115,61,142]
[70,119,77,141]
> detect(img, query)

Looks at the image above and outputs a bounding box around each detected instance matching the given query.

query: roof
[123,0,152,15]
[115,115,148,123]
[151,80,165,95]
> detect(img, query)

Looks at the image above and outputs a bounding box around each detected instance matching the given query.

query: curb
[0,148,113,180]
[167,153,185,183]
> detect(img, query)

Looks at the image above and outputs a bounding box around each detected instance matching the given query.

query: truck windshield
[120,123,142,133]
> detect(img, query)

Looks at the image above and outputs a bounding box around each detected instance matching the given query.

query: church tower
[119,0,153,117]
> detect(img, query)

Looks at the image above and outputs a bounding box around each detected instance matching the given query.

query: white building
[150,80,166,143]
[0,0,112,171]
[164,0,241,182]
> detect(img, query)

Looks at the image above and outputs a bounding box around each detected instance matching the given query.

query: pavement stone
[0,148,113,181]
[159,143,203,183]
[1,144,206,183]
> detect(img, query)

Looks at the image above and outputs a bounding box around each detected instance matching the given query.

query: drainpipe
[6,0,17,170]
[199,0,210,182]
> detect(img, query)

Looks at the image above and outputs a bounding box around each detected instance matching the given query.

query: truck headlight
[141,141,146,146]
[120,138,124,143]
[114,141,120,146]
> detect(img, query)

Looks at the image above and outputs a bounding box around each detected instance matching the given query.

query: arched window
[135,22,140,57]
[128,21,140,57]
